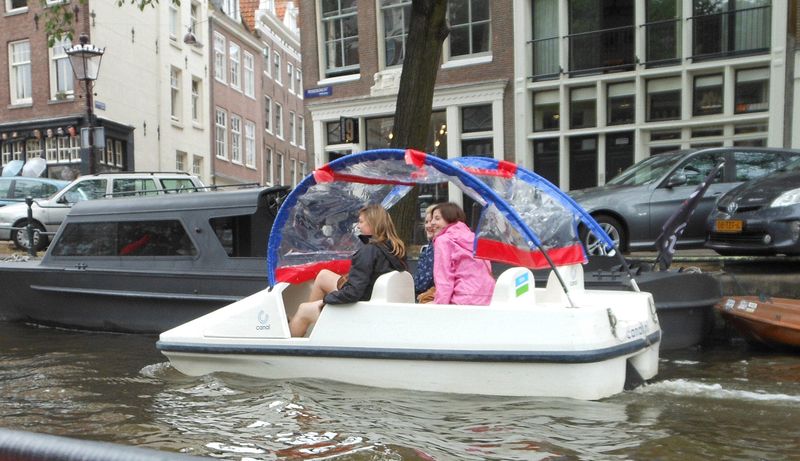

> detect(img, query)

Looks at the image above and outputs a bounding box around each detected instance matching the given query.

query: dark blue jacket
[323,237,406,305]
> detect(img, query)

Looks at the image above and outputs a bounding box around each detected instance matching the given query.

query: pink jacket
[432,221,495,305]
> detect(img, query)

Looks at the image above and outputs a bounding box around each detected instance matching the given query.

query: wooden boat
[157,149,661,400]
[716,295,800,350]
[0,186,287,333]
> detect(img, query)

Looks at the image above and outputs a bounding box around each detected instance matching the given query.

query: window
[6,0,26,12]
[287,62,295,92]
[461,105,491,156]
[647,77,681,121]
[26,139,42,159]
[230,43,241,90]
[568,0,634,74]
[215,109,227,158]
[298,116,305,148]
[533,90,559,131]
[191,78,201,122]
[447,0,491,58]
[45,138,58,162]
[190,2,202,43]
[221,0,240,19]
[569,87,596,129]
[295,69,303,97]
[264,96,272,132]
[176,151,187,171]
[245,121,256,167]
[263,45,272,77]
[735,68,769,113]
[170,67,182,121]
[381,0,411,67]
[115,140,124,167]
[276,152,285,184]
[275,103,283,138]
[321,0,359,77]
[50,37,73,99]
[644,0,681,64]
[692,0,771,59]
[192,155,202,175]
[9,40,32,105]
[273,51,282,84]
[534,138,560,187]
[607,81,635,125]
[52,220,197,257]
[291,158,297,186]
[169,2,179,40]
[243,52,254,97]
[231,115,242,163]
[532,0,559,78]
[300,161,307,178]
[327,120,343,145]
[214,33,226,82]
[265,146,274,184]
[289,112,296,145]
[693,74,723,116]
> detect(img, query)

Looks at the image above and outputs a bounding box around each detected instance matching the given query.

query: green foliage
[42,0,178,46]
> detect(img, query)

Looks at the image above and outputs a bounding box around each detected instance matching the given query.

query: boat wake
[638,379,800,403]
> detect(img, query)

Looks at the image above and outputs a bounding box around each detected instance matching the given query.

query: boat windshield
[606,153,683,186]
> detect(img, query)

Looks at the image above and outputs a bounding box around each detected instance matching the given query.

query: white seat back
[490,267,535,307]
[370,271,415,303]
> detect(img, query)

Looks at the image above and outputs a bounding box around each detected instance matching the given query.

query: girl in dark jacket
[289,204,407,337]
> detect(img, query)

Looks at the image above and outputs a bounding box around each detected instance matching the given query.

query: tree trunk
[389,0,449,244]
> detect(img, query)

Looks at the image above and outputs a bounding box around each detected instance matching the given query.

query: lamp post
[66,34,104,175]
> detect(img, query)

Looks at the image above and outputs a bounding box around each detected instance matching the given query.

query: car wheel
[582,215,626,256]
[12,221,48,252]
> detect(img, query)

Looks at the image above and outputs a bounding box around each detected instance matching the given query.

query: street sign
[304,86,332,99]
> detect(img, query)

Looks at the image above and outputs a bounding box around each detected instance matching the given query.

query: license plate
[715,219,743,233]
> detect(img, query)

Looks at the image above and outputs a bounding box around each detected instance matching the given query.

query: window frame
[229,42,241,91]
[446,0,492,61]
[320,0,360,78]
[9,40,32,105]
[214,32,226,83]
[215,108,228,159]
[230,114,242,164]
[243,51,255,97]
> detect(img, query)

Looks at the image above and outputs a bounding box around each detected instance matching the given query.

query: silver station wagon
[569,147,800,254]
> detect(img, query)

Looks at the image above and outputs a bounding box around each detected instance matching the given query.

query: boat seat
[540,264,585,304]
[370,271,415,303]
[490,267,535,307]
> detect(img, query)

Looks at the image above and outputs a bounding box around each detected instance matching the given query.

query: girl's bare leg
[308,269,341,301]
[289,300,324,337]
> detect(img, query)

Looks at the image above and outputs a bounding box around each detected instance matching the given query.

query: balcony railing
[689,5,771,61]
[641,18,681,66]
[530,36,560,80]
[567,25,635,76]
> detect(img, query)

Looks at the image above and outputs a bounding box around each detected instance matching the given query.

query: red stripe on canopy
[475,238,586,269]
[275,259,352,284]
[405,149,426,167]
[329,172,417,186]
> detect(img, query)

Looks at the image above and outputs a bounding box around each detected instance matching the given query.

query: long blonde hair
[359,204,406,258]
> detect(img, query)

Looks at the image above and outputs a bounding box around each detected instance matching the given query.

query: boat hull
[0,262,265,333]
[717,295,800,350]
[158,269,661,400]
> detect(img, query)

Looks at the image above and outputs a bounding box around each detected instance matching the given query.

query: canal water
[1,321,798,460]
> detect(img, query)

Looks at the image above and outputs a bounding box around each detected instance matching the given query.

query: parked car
[706,157,800,256]
[0,172,205,251]
[0,177,69,207]
[569,147,800,254]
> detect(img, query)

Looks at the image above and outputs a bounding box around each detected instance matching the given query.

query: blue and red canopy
[266,148,614,287]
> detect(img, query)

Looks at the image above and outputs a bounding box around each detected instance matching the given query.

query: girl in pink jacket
[430,202,495,305]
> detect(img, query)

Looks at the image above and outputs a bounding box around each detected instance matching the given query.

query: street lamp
[66,34,105,174]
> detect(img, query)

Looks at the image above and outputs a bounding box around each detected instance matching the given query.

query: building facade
[298,0,515,177]
[514,0,794,190]
[297,0,797,196]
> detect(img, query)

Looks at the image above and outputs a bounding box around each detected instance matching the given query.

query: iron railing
[689,5,771,61]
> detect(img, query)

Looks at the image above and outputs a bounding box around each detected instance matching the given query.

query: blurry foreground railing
[0,428,209,461]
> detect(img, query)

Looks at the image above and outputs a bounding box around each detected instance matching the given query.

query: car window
[606,154,681,186]
[14,180,58,199]
[112,178,159,197]
[0,179,11,199]
[732,151,788,181]
[160,178,199,193]
[64,179,108,203]
[676,153,724,186]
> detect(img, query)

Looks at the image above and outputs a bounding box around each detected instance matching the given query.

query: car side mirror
[666,173,687,188]
[57,195,69,204]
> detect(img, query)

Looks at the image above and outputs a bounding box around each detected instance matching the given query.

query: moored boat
[716,295,800,350]
[0,186,287,333]
[157,148,661,399]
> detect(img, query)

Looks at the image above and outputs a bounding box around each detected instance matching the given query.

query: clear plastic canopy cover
[266,149,613,286]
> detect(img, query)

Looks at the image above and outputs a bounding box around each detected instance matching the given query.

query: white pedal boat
[157,148,661,400]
